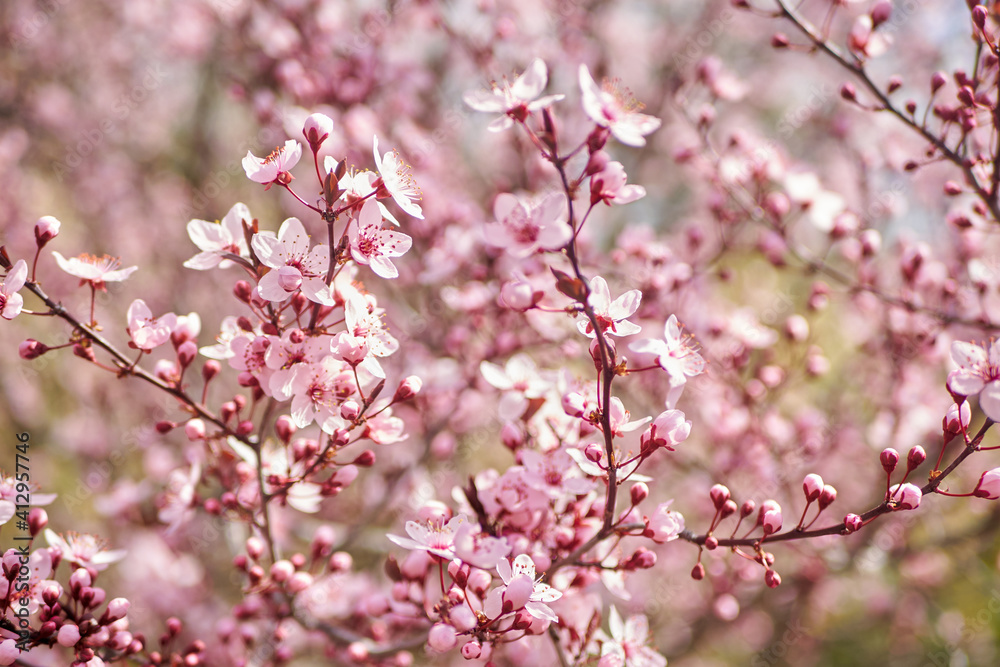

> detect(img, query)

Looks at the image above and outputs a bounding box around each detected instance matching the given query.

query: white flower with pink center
[51,252,137,290]
[365,407,407,445]
[373,135,423,219]
[183,202,252,270]
[948,340,1000,421]
[228,437,322,514]
[463,58,565,132]
[44,529,126,571]
[345,294,399,359]
[265,329,331,400]
[0,472,56,526]
[127,299,177,351]
[0,260,27,320]
[598,606,667,667]
[579,65,661,147]
[484,555,561,622]
[229,333,274,390]
[480,353,550,421]
[630,315,705,390]
[327,161,401,226]
[347,199,412,279]
[388,514,468,560]
[485,192,570,258]
[288,356,357,428]
[243,139,302,187]
[252,217,335,306]
[577,276,642,338]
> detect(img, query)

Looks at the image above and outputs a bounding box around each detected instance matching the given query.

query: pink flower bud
[974,468,1000,499]
[177,341,198,368]
[503,575,534,611]
[417,501,451,525]
[710,484,731,509]
[630,482,649,505]
[347,642,368,662]
[880,447,899,474]
[802,474,824,502]
[246,537,264,560]
[19,339,49,359]
[428,623,458,652]
[764,569,781,588]
[303,113,334,150]
[393,375,422,402]
[329,551,353,573]
[270,560,294,583]
[818,485,837,510]
[721,499,738,519]
[740,499,756,518]
[69,568,92,593]
[341,400,360,420]
[461,640,483,660]
[287,572,313,593]
[931,71,947,93]
[562,392,588,418]
[28,508,48,537]
[501,422,523,450]
[57,623,81,647]
[762,509,782,536]
[691,562,705,580]
[943,402,971,435]
[871,0,892,27]
[106,597,130,621]
[275,415,297,443]
[906,445,926,471]
[34,215,61,247]
[890,483,922,510]
[584,443,603,463]
[843,513,863,533]
[499,276,539,311]
[184,419,206,441]
[202,359,220,383]
[704,535,718,550]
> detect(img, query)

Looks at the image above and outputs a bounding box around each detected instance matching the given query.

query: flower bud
[270,560,295,583]
[802,474,824,502]
[931,71,947,93]
[906,445,927,472]
[57,623,81,647]
[34,215,61,247]
[890,483,922,510]
[974,468,1000,499]
[630,482,649,505]
[584,443,603,463]
[720,499,738,519]
[28,508,48,537]
[428,623,458,652]
[943,401,971,435]
[843,513,863,533]
[871,0,892,27]
[710,484,730,509]
[818,484,837,510]
[393,375,422,402]
[341,400,360,421]
[880,447,899,474]
[184,419,206,441]
[691,562,705,580]
[303,113,334,151]
[177,341,198,368]
[764,569,782,588]
[19,339,49,359]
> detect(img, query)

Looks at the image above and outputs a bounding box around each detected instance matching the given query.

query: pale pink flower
[303,112,334,149]
[948,340,1000,420]
[267,328,334,398]
[228,437,323,513]
[347,200,412,279]
[329,162,400,225]
[639,409,692,454]
[51,252,137,290]
[606,397,651,438]
[577,276,642,338]
[333,331,384,379]
[452,522,511,570]
[0,639,18,665]
[365,407,408,445]
[646,501,684,543]
[463,58,565,132]
[485,192,570,257]
[157,460,201,530]
[598,606,666,667]
[228,332,275,390]
[388,514,468,560]
[373,135,423,219]
[127,299,177,351]
[848,15,891,58]
[0,472,56,527]
[480,353,550,421]
[579,65,661,147]
[183,202,252,270]
[590,162,646,206]
[200,316,242,360]
[344,294,399,358]
[243,139,302,186]
[629,315,705,388]
[286,356,357,428]
[485,555,561,622]
[0,260,27,320]
[44,529,126,571]
[252,217,335,305]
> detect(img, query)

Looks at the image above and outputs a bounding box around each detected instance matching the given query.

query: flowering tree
[2,1,1000,665]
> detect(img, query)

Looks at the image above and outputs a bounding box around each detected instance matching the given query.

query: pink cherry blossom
[947,340,1000,421]
[0,259,27,320]
[639,409,691,454]
[347,199,412,279]
[485,192,570,257]
[51,252,137,290]
[330,162,400,225]
[373,135,423,219]
[286,356,357,428]
[629,315,705,389]
[0,472,56,527]
[577,276,642,338]
[252,217,335,305]
[44,529,126,571]
[243,139,302,186]
[646,501,684,543]
[452,521,511,570]
[579,65,661,147]
[889,483,922,510]
[127,299,177,351]
[486,554,561,622]
[388,514,468,560]
[344,294,399,359]
[183,202,252,270]
[463,58,565,132]
[598,606,667,667]
[590,162,646,206]
[480,353,550,421]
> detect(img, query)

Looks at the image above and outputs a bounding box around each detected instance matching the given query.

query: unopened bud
[880,447,899,474]
[34,216,61,247]
[19,339,49,359]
